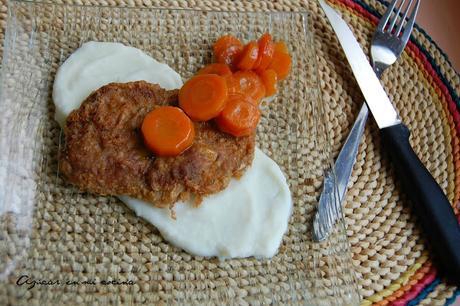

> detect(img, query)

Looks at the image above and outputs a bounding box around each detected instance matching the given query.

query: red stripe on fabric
[390,268,437,306]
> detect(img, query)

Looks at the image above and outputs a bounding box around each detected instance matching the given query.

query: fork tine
[400,0,420,43]
[387,0,406,33]
[395,0,415,36]
[377,0,399,32]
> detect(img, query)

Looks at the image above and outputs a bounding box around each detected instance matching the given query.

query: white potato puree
[53,41,183,127]
[54,41,292,259]
[121,148,291,258]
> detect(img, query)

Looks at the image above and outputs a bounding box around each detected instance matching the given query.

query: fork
[313,0,420,241]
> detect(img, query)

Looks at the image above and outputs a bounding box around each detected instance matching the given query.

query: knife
[316,0,460,284]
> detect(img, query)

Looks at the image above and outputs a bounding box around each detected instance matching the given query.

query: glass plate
[0,1,359,304]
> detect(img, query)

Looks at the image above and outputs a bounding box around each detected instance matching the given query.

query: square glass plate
[0,1,359,304]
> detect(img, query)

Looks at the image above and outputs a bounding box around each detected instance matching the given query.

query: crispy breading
[59,81,255,207]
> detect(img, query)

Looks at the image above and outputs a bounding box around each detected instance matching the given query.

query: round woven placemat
[0,0,459,305]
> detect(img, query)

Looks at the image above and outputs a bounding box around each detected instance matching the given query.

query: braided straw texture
[0,0,458,305]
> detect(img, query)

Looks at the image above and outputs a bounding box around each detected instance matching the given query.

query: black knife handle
[381,123,460,285]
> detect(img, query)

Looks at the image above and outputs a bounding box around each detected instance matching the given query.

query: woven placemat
[0,0,459,305]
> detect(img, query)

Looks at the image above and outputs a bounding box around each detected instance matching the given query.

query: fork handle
[334,103,368,201]
[381,123,460,285]
[331,69,382,205]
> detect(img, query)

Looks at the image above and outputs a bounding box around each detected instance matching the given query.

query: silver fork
[313,0,421,241]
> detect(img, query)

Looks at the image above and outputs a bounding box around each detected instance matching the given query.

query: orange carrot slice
[226,75,240,95]
[197,63,232,78]
[213,35,242,54]
[253,33,275,70]
[236,41,259,70]
[258,69,278,97]
[215,94,261,137]
[213,35,243,68]
[230,71,265,104]
[141,106,195,157]
[179,74,228,121]
[268,50,292,80]
[274,41,289,54]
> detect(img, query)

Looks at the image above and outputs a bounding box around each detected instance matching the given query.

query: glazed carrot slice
[215,46,243,68]
[236,41,259,70]
[230,71,265,104]
[268,50,292,80]
[258,69,278,97]
[273,41,289,54]
[215,94,261,137]
[213,35,243,68]
[141,106,195,157]
[226,75,240,95]
[197,63,232,78]
[253,33,275,70]
[179,74,228,121]
[213,35,242,54]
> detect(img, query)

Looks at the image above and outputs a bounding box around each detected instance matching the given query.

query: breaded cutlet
[59,81,255,207]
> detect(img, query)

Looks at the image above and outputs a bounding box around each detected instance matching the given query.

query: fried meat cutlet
[59,81,255,207]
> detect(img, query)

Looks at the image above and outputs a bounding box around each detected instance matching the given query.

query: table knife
[316,0,460,285]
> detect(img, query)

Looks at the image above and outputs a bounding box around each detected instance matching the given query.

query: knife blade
[319,1,399,129]
[317,0,460,285]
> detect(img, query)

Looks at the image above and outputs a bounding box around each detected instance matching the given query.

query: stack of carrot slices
[142,33,292,157]
[213,33,292,101]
